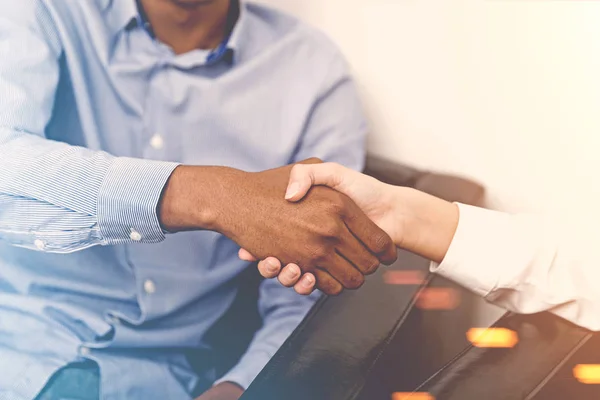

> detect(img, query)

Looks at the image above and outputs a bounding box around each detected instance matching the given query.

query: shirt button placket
[79,346,91,357]
[143,279,156,295]
[150,133,164,150]
[144,63,166,159]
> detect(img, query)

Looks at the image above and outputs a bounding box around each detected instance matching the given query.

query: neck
[140,0,235,55]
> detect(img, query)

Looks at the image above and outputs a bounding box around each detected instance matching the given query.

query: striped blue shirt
[0,0,367,399]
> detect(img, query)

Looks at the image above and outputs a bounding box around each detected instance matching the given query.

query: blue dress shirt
[0,0,367,399]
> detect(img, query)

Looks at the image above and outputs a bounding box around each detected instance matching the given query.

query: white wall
[256,0,600,325]
[257,0,600,215]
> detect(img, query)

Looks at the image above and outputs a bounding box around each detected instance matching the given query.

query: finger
[257,258,282,279]
[312,269,344,296]
[343,201,398,265]
[320,253,365,290]
[238,248,258,262]
[294,273,316,295]
[285,162,346,202]
[277,263,302,287]
[336,228,381,275]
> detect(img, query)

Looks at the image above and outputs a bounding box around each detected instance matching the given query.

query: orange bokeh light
[392,392,435,400]
[416,287,460,310]
[384,270,426,285]
[573,364,600,384]
[467,327,518,348]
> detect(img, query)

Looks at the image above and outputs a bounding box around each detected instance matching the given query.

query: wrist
[391,187,459,263]
[158,165,244,233]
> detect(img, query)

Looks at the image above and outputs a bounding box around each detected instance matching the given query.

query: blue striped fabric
[0,129,178,253]
[0,0,368,399]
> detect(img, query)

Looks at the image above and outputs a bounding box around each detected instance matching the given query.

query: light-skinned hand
[239,162,459,295]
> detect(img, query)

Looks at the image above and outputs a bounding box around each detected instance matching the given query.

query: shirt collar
[104,0,246,65]
[103,0,139,40]
[225,0,247,63]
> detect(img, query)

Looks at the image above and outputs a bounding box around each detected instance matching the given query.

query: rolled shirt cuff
[430,203,518,297]
[97,157,179,245]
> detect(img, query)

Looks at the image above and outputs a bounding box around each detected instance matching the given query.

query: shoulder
[0,0,55,24]
[0,0,71,53]
[2,0,107,29]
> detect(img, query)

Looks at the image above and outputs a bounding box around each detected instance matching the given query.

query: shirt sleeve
[0,1,179,254]
[431,203,600,331]
[216,43,368,389]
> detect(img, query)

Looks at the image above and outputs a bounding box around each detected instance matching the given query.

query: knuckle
[372,232,392,254]
[319,221,342,239]
[333,192,349,207]
[285,276,300,287]
[328,162,344,175]
[384,248,399,264]
[319,192,345,214]
[302,264,317,273]
[364,258,381,275]
[277,277,293,287]
[327,283,344,296]
[317,276,343,295]
[329,197,346,214]
[285,266,301,279]
[346,273,365,290]
[258,268,272,278]
[310,246,330,261]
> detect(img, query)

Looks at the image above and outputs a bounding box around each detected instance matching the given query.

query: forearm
[158,165,243,233]
[389,186,459,263]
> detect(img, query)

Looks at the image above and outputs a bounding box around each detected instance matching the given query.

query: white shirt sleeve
[431,203,600,331]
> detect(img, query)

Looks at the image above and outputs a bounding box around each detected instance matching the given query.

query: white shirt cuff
[430,203,519,297]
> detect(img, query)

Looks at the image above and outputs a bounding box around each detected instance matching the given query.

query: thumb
[284,162,346,202]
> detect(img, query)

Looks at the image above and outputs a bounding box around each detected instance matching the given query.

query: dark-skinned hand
[159,158,397,295]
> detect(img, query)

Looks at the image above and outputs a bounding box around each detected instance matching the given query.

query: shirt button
[143,279,156,295]
[34,239,46,250]
[79,346,91,357]
[129,229,142,242]
[150,134,164,150]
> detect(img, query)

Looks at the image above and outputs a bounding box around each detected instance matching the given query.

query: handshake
[160,158,458,295]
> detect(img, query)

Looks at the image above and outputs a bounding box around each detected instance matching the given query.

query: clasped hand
[227,159,397,295]
[160,158,397,295]
[239,161,459,295]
